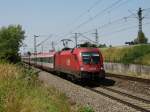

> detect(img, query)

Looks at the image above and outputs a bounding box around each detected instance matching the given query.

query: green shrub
[78,105,94,112]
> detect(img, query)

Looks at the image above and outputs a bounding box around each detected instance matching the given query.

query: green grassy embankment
[101,44,150,66]
[0,62,94,112]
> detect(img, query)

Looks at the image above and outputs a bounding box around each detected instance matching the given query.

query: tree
[0,25,25,62]
[79,42,97,47]
[98,44,107,48]
[134,31,148,44]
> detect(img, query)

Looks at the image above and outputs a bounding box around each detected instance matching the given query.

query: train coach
[22,51,55,71]
[22,47,105,80]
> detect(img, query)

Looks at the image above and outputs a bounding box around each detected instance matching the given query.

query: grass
[77,105,94,112]
[0,62,71,112]
[0,61,95,112]
[100,44,150,65]
[134,53,150,65]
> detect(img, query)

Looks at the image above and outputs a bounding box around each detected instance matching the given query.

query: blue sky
[0,0,150,52]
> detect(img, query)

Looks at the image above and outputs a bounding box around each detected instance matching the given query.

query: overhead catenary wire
[72,0,125,31]
[68,0,103,26]
[84,8,150,35]
[81,13,135,34]
[53,0,131,45]
[35,2,150,51]
[109,0,132,12]
[58,0,125,38]
[143,8,150,18]
[73,7,150,45]
[56,0,104,43]
[79,33,97,44]
[99,21,150,37]
[54,14,134,47]
[77,21,150,44]
[36,34,53,47]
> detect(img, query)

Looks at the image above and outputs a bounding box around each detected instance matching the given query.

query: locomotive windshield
[82,52,100,64]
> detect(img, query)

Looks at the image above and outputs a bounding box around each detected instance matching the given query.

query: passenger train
[22,47,105,80]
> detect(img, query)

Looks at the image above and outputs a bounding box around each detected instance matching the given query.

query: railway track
[85,83,150,112]
[23,63,150,111]
[106,73,150,84]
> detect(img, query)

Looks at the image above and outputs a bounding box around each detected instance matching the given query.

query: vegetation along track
[85,82,150,112]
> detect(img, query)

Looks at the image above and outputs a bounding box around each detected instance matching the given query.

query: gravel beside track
[38,71,139,112]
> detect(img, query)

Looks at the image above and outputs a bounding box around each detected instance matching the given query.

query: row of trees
[0,25,25,63]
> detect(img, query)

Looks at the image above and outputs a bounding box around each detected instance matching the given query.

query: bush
[78,105,94,112]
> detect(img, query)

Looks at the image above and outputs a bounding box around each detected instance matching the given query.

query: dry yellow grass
[0,63,22,80]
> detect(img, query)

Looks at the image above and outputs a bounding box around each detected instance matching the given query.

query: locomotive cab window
[82,52,100,64]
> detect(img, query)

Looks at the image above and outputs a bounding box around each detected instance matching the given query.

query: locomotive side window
[82,52,100,64]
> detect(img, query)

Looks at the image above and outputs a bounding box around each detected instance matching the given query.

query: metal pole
[27,51,31,69]
[51,41,55,51]
[138,8,143,32]
[93,29,99,46]
[29,55,31,69]
[34,35,39,65]
[75,33,78,48]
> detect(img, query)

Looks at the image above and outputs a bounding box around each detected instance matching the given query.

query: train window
[49,57,54,63]
[40,57,53,63]
[91,53,100,64]
[82,53,91,64]
[42,57,49,63]
[82,52,100,64]
[37,58,39,62]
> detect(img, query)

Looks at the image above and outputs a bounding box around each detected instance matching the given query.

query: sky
[0,0,150,52]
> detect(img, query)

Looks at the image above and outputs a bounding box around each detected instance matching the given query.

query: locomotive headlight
[80,66,84,71]
[100,66,104,70]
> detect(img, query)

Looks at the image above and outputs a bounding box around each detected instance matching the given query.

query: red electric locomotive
[22,47,105,80]
[54,47,105,80]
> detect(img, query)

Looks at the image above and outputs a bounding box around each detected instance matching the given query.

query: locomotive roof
[58,47,100,55]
